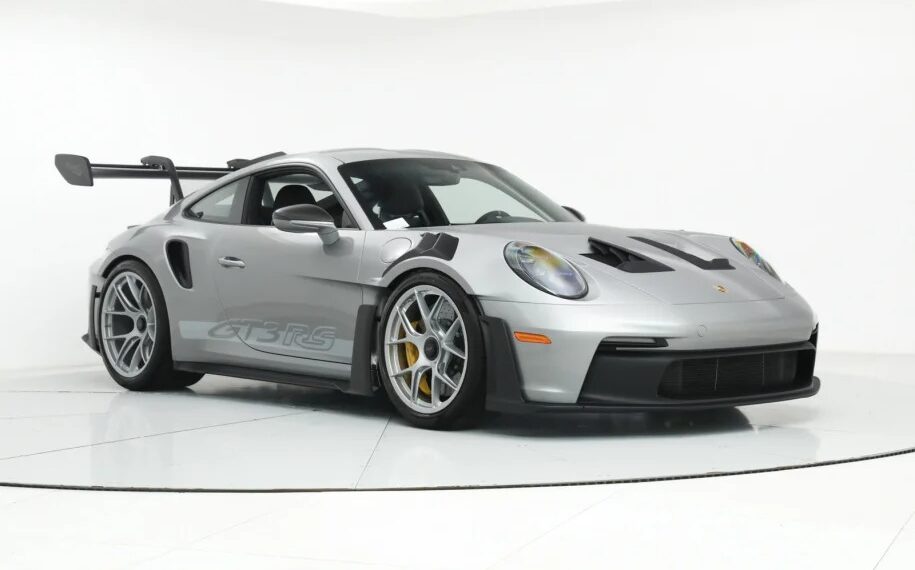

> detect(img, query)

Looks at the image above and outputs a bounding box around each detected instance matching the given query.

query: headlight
[504,241,588,299]
[730,238,780,281]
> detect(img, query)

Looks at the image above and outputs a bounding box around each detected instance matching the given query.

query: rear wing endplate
[54,151,285,204]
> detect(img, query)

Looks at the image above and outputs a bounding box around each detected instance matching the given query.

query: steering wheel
[475,210,512,224]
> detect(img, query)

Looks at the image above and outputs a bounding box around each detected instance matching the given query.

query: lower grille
[576,338,818,407]
[658,349,811,399]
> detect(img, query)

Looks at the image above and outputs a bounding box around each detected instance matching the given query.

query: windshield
[338,158,577,229]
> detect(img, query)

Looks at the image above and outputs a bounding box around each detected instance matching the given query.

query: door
[210,167,366,364]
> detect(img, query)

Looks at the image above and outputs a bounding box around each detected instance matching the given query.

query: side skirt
[173,361,348,392]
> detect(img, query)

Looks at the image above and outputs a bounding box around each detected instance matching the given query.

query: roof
[214,148,479,188]
[293,147,474,164]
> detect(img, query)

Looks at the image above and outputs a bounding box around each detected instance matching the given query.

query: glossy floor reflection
[0,353,912,490]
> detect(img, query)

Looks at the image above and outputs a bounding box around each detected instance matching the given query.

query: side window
[186,178,247,223]
[245,171,355,228]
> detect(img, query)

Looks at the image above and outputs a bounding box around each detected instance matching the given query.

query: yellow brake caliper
[403,321,431,397]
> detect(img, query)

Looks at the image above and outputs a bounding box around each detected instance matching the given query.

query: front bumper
[480,295,818,404]
[480,307,820,413]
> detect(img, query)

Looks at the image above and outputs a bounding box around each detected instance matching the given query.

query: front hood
[445,222,787,305]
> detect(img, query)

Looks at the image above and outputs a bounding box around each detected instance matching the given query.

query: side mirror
[273,204,339,245]
[563,205,585,222]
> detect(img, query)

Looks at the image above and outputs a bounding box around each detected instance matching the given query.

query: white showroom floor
[0,352,913,568]
[0,353,913,490]
[1,451,914,569]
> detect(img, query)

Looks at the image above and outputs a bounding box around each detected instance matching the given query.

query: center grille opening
[658,350,814,399]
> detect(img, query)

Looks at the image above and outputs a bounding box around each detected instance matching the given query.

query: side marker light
[513,331,552,344]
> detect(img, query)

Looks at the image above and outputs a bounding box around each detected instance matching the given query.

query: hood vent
[584,238,673,273]
[630,237,734,270]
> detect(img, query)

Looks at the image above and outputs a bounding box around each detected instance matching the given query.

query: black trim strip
[481,316,527,411]
[348,304,379,396]
[174,361,346,391]
[226,151,286,171]
[630,236,734,270]
[84,286,100,354]
[598,337,669,350]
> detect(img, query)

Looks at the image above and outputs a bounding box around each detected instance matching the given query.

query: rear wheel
[98,260,202,390]
[377,272,485,429]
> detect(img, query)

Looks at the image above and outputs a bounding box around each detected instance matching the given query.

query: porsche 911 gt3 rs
[56,149,819,429]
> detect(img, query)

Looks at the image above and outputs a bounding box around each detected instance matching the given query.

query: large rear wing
[54,152,285,204]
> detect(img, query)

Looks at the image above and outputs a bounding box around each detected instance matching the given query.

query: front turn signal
[513,331,552,344]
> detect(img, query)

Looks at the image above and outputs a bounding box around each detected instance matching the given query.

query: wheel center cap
[136,316,147,332]
[423,338,439,360]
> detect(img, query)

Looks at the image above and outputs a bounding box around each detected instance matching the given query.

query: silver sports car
[56,149,819,429]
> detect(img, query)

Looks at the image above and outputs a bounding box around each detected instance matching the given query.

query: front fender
[376,256,477,295]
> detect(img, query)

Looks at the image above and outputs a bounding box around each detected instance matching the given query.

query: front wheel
[98,260,202,390]
[377,272,485,429]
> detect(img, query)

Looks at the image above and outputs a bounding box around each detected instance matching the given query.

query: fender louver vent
[630,237,734,270]
[583,238,673,273]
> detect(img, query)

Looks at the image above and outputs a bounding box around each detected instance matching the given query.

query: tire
[97,260,202,391]
[377,271,485,429]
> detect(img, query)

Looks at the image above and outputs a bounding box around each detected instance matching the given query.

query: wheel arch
[360,267,474,371]
[374,266,527,416]
[100,253,172,310]
[377,265,485,318]
[377,258,477,298]
[97,253,178,360]
[351,265,485,397]
[101,254,153,278]
[373,268,489,426]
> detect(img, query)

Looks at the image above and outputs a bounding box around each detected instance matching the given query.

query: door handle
[218,256,246,268]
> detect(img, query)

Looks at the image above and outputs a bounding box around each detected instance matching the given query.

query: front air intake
[658,348,815,399]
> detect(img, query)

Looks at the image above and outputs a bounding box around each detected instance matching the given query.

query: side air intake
[166,240,193,289]
[583,238,673,273]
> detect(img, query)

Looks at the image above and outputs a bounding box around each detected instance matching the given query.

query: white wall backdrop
[1,0,913,369]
